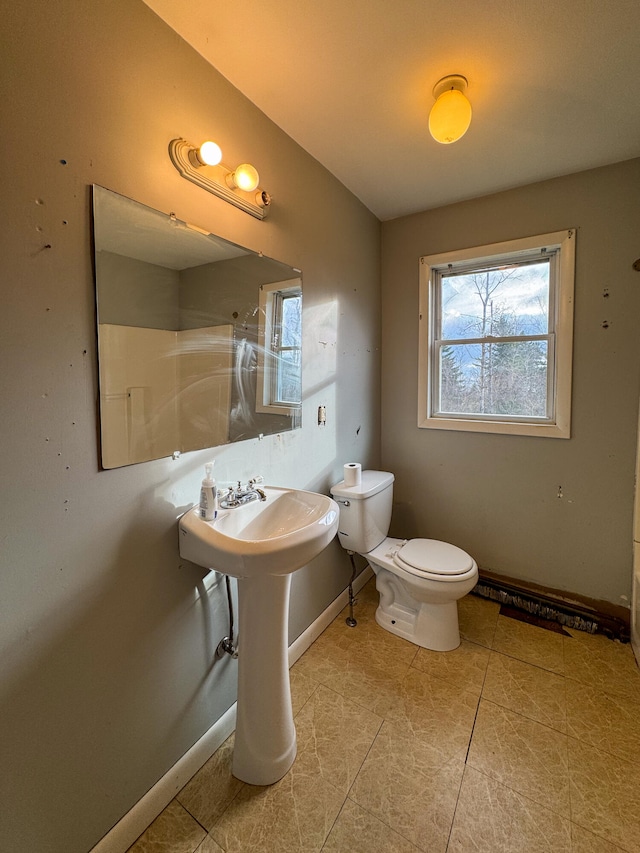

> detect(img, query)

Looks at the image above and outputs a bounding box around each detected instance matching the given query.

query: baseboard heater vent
[472,575,629,642]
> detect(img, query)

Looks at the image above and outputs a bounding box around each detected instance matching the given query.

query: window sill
[419,414,570,439]
[255,401,299,417]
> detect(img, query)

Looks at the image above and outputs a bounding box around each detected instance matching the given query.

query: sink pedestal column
[232,572,296,785]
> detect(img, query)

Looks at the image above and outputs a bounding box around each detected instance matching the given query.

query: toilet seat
[393,539,476,582]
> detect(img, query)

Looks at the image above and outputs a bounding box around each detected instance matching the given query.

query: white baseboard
[90,567,373,853]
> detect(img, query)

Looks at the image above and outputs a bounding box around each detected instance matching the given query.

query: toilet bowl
[331,469,478,652]
[367,536,478,651]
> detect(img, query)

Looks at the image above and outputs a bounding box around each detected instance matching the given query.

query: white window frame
[256,278,302,416]
[418,230,575,438]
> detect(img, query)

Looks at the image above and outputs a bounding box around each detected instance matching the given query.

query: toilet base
[370,554,474,652]
[374,597,461,651]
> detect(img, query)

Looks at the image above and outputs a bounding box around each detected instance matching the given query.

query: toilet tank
[330,470,394,553]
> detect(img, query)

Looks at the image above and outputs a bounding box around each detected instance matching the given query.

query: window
[256,279,302,414]
[418,230,575,438]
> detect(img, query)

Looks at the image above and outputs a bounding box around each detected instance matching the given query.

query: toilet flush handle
[334,498,350,507]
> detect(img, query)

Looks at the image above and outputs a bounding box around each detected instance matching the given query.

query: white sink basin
[179,486,339,577]
[177,485,339,786]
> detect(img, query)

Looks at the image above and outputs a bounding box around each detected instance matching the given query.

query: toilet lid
[394,539,475,577]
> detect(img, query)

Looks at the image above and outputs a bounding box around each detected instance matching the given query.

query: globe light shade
[429,76,472,145]
[197,140,222,166]
[231,163,260,192]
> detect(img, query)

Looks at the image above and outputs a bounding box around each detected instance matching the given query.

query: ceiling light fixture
[169,138,271,219]
[428,75,472,145]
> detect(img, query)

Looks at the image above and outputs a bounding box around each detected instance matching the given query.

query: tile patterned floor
[127,580,640,853]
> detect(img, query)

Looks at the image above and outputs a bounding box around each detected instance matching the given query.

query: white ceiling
[144,0,640,221]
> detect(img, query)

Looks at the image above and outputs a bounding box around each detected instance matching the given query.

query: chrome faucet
[219,477,267,509]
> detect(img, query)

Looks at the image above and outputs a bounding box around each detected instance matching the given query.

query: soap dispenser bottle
[199,462,217,521]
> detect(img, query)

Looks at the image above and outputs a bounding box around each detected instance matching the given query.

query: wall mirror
[92,186,302,469]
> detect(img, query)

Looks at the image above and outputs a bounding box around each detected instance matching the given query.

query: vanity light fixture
[191,140,223,167]
[428,75,472,145]
[226,163,260,192]
[169,138,271,220]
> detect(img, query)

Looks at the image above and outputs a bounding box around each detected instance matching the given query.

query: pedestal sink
[179,486,339,785]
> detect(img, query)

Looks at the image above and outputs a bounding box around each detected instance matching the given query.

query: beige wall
[381,159,640,606]
[0,2,380,851]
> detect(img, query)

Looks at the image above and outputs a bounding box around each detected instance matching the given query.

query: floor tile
[290,665,319,716]
[458,594,500,648]
[568,738,640,852]
[127,800,206,853]
[292,637,410,717]
[194,836,224,853]
[482,651,567,732]
[491,614,565,674]
[123,585,640,853]
[447,765,572,852]
[563,630,640,702]
[176,735,242,831]
[350,721,464,853]
[293,684,382,794]
[412,638,490,697]
[565,678,640,763]
[570,822,627,852]
[320,600,419,664]
[467,700,570,817]
[321,797,421,853]
[386,666,479,760]
[210,762,344,853]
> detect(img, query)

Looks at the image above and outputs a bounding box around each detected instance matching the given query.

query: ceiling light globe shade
[429,89,472,144]
[197,141,222,166]
[232,163,260,192]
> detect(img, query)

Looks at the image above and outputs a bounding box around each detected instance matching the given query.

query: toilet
[330,470,478,651]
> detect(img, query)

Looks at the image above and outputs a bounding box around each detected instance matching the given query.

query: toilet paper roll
[343,462,362,487]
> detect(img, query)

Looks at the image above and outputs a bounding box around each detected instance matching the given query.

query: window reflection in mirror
[256,280,302,415]
[92,186,302,469]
